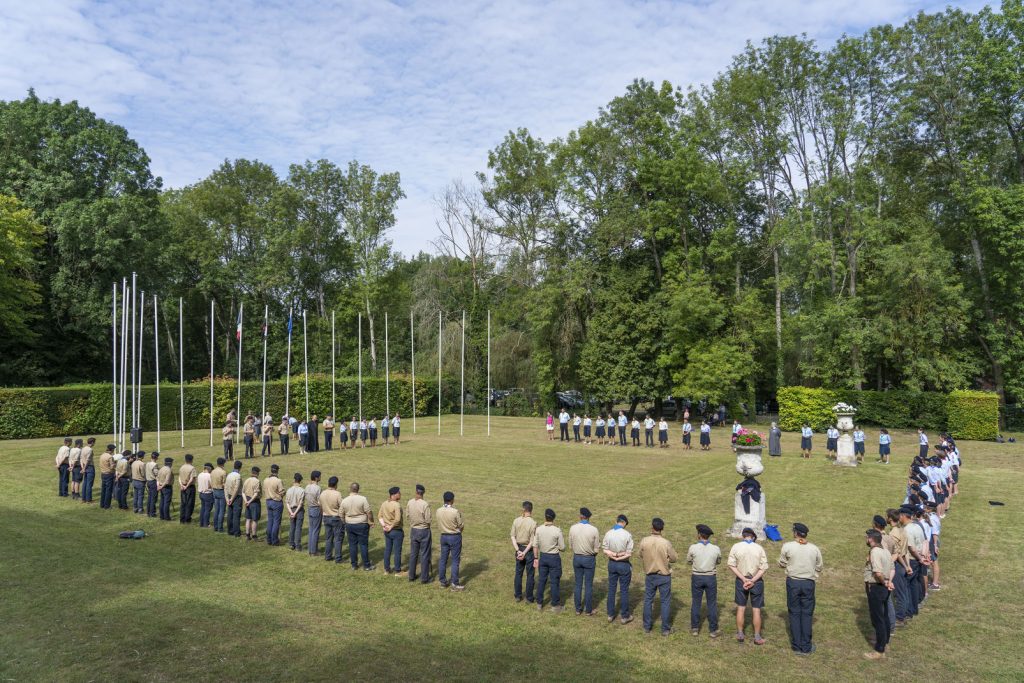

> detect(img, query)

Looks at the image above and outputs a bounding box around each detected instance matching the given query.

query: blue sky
[0,0,987,255]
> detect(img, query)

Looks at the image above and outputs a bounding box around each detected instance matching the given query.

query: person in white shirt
[583,415,593,444]
[825,425,839,460]
[800,424,813,459]
[853,426,866,462]
[630,417,641,447]
[392,413,402,444]
[917,428,929,458]
[926,502,942,590]
[595,416,606,444]
[878,429,892,464]
[699,420,711,451]
[559,409,571,442]
[617,412,628,446]
[658,418,669,448]
[644,415,656,448]
[349,417,359,449]
[196,463,214,528]
[381,415,391,446]
[731,421,742,449]
[572,414,582,443]
[682,420,693,449]
[602,514,635,623]
[55,437,72,498]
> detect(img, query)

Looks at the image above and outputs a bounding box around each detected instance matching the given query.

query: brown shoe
[864,651,885,661]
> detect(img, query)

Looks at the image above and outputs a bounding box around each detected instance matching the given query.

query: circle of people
[219,410,404,460]
[52,426,960,660]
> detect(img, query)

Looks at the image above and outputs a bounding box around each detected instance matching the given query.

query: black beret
[696,524,713,536]
[579,507,591,518]
[252,466,261,474]
[416,484,425,493]
[270,464,279,472]
[204,463,213,470]
[389,486,400,495]
[742,527,757,537]
[793,522,809,535]
[545,508,556,520]
[616,514,629,525]
[872,515,887,528]
[164,457,173,464]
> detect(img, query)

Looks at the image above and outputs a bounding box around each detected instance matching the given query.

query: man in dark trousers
[178,453,197,524]
[156,457,174,521]
[407,484,432,583]
[778,522,824,655]
[863,529,894,660]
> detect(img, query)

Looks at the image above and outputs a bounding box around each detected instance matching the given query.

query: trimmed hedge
[946,390,999,441]
[0,374,459,440]
[777,386,999,439]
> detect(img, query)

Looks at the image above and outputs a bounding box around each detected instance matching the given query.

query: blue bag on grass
[763,524,782,542]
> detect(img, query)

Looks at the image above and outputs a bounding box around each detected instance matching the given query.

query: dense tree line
[1,2,1023,414]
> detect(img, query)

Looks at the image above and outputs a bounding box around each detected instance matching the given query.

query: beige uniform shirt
[727,541,769,578]
[602,527,634,556]
[407,499,432,529]
[341,493,371,523]
[865,546,893,584]
[242,476,261,501]
[533,524,565,555]
[378,500,402,530]
[436,505,464,534]
[278,422,289,435]
[223,425,234,440]
[304,483,322,509]
[511,516,537,546]
[320,489,343,517]
[568,522,600,556]
[157,465,173,487]
[244,422,255,436]
[80,446,93,467]
[889,526,908,562]
[210,467,227,490]
[637,534,678,575]
[68,447,82,468]
[145,461,159,481]
[285,484,304,510]
[225,471,241,499]
[115,458,128,478]
[262,475,284,501]
[56,445,70,466]
[197,471,212,494]
[178,463,196,488]
[324,419,334,431]
[686,541,722,575]
[779,541,824,580]
[99,452,115,475]
[131,459,146,481]
[261,423,273,437]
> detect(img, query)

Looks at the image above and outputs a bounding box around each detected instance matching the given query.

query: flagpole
[331,310,336,420]
[285,307,292,421]
[385,311,390,416]
[130,273,137,444]
[460,309,465,437]
[236,302,243,442]
[438,310,442,436]
[303,309,309,420]
[179,297,184,448]
[261,304,268,422]
[154,294,161,452]
[138,289,145,444]
[357,313,363,423]
[120,279,128,451]
[487,309,491,437]
[112,283,118,445]
[410,310,416,434]
[209,299,214,448]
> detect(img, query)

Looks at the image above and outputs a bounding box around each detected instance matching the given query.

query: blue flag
[287,310,293,336]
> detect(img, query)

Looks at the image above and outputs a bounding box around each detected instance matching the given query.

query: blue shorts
[735,577,764,608]
[826,438,837,451]
[800,437,812,450]
[246,500,262,521]
[854,442,865,455]
[879,444,890,455]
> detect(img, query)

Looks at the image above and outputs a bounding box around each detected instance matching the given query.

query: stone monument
[728,436,767,540]
[834,403,858,467]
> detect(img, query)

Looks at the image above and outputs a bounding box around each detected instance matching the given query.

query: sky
[0,0,988,256]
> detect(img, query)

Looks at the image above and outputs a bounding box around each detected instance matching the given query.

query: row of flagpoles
[111,275,491,452]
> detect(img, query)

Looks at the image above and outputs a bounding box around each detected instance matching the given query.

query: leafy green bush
[776,387,838,431]
[946,390,999,440]
[0,375,453,440]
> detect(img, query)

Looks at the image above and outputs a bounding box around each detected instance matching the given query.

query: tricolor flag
[236,307,243,341]
[262,314,268,338]
[287,309,293,336]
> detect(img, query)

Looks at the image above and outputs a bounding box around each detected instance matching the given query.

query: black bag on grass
[118,530,147,540]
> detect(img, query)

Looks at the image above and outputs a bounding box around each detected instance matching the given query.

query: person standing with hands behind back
[779,522,824,655]
[637,517,678,636]
[533,508,565,612]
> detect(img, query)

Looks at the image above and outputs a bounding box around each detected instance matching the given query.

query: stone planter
[834,412,857,467]
[735,445,764,477]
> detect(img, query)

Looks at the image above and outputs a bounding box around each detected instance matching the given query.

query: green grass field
[1,416,1021,682]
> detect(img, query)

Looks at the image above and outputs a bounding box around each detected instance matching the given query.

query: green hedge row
[0,374,461,440]
[777,386,999,440]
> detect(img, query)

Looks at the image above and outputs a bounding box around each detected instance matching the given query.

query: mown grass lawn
[0,416,1020,682]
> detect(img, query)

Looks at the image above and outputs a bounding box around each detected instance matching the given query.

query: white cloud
[0,0,990,254]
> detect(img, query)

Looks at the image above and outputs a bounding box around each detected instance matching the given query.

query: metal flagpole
[438,311,441,435]
[261,304,268,423]
[179,297,184,448]
[236,302,243,442]
[130,273,137,442]
[120,279,128,451]
[303,309,309,420]
[460,310,465,437]
[411,311,416,434]
[138,289,145,441]
[154,294,161,452]
[209,299,214,448]
[357,313,362,423]
[331,310,336,420]
[487,309,491,437]
[385,311,390,416]
[285,308,292,421]
[112,283,118,445]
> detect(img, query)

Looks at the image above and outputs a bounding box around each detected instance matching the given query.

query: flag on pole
[236,307,243,341]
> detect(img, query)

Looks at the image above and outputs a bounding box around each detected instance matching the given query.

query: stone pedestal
[735,446,764,477]
[728,491,767,541]
[835,412,857,467]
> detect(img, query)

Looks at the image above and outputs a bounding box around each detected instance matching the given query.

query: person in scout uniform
[863,528,894,660]
[602,514,634,623]
[145,452,159,517]
[342,482,375,570]
[379,486,404,575]
[533,508,564,611]
[637,517,678,635]
[778,522,824,655]
[225,460,244,537]
[437,491,465,591]
[511,501,537,603]
[687,524,722,637]
[407,484,432,583]
[728,527,768,645]
[156,457,174,521]
[320,476,345,563]
[99,444,116,509]
[569,507,600,616]
[130,449,146,513]
[55,437,71,497]
[286,472,305,551]
[262,464,285,546]
[242,466,262,541]
[178,454,197,524]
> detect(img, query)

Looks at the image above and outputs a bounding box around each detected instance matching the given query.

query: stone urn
[735,445,765,477]
[834,411,857,467]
